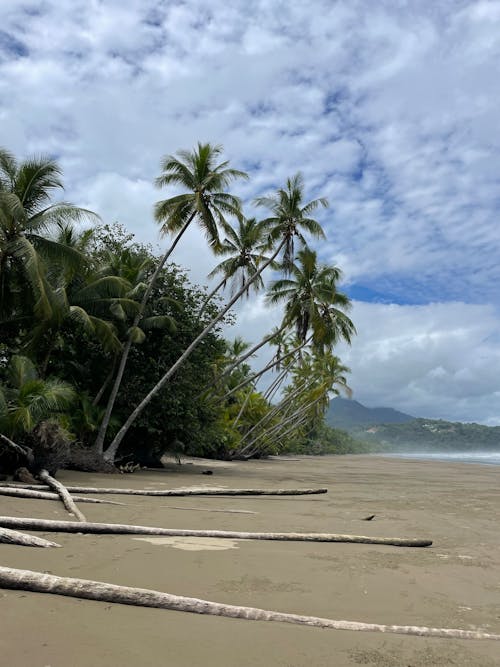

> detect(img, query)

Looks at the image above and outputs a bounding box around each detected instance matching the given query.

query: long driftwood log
[37,470,86,522]
[0,528,61,548]
[0,483,327,497]
[0,566,497,640]
[0,487,125,505]
[0,517,432,547]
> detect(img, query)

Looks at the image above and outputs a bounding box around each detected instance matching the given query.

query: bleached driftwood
[0,487,125,505]
[0,566,498,640]
[0,484,327,497]
[37,470,86,522]
[0,528,60,548]
[0,516,432,547]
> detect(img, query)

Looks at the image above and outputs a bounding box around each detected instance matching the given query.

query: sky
[1,0,499,424]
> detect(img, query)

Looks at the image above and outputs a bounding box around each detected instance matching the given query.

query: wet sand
[1,455,499,666]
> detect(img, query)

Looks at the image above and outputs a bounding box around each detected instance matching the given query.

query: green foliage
[0,355,75,437]
[1,143,356,467]
[350,418,500,451]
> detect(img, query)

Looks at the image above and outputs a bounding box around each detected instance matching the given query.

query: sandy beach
[1,455,499,666]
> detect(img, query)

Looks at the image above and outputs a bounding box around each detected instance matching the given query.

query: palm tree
[266,246,356,348]
[0,356,75,438]
[0,148,96,322]
[220,249,355,402]
[255,172,327,271]
[102,173,329,463]
[93,143,247,455]
[201,217,270,312]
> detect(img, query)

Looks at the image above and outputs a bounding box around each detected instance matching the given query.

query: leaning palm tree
[0,148,96,322]
[200,217,270,312]
[102,173,329,463]
[266,246,356,348]
[256,172,327,271]
[93,143,247,455]
[220,249,355,401]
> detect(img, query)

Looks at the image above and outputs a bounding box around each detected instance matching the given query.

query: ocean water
[381,451,500,466]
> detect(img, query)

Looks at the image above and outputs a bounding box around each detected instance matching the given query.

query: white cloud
[1,0,499,422]
[336,301,500,425]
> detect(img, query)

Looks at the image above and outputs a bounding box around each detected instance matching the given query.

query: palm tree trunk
[240,396,323,456]
[37,470,86,522]
[235,379,311,451]
[93,213,195,455]
[198,276,227,316]
[232,381,257,427]
[0,529,61,548]
[211,323,288,390]
[103,239,287,463]
[0,519,432,547]
[92,358,117,406]
[220,337,309,403]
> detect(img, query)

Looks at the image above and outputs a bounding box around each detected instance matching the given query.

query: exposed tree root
[0,516,432,547]
[0,528,61,548]
[0,487,125,505]
[37,470,86,522]
[0,484,327,497]
[0,566,498,640]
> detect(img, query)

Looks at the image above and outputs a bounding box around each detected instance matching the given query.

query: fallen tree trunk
[0,566,497,640]
[0,484,327,497]
[0,528,61,548]
[0,517,432,547]
[37,470,86,522]
[0,487,125,505]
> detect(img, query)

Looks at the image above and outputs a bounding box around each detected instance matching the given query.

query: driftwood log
[0,487,125,505]
[37,470,86,522]
[0,517,432,547]
[0,484,327,497]
[0,566,498,640]
[0,528,61,548]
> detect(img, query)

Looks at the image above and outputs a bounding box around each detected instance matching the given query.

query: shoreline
[1,455,499,666]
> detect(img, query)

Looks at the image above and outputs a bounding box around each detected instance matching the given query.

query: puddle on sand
[132,536,240,551]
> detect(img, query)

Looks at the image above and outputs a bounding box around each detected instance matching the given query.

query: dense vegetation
[327,399,500,451]
[348,419,500,451]
[0,143,359,476]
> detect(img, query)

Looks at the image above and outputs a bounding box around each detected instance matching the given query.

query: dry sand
[1,455,499,666]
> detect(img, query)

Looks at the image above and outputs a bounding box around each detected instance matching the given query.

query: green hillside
[326,399,500,451]
[326,397,414,429]
[349,419,500,451]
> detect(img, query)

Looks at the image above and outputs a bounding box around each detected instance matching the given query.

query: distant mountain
[326,398,500,451]
[326,397,414,429]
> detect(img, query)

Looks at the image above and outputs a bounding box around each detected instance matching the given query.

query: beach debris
[0,528,61,548]
[0,516,433,547]
[362,515,376,521]
[0,566,498,640]
[37,470,86,522]
[0,484,328,497]
[0,487,125,505]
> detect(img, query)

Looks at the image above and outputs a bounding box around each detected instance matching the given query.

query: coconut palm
[201,217,271,312]
[0,148,96,322]
[103,173,330,463]
[255,172,327,271]
[0,356,75,438]
[266,246,356,348]
[93,143,247,455]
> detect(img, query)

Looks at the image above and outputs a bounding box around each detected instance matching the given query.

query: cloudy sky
[2,0,499,424]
